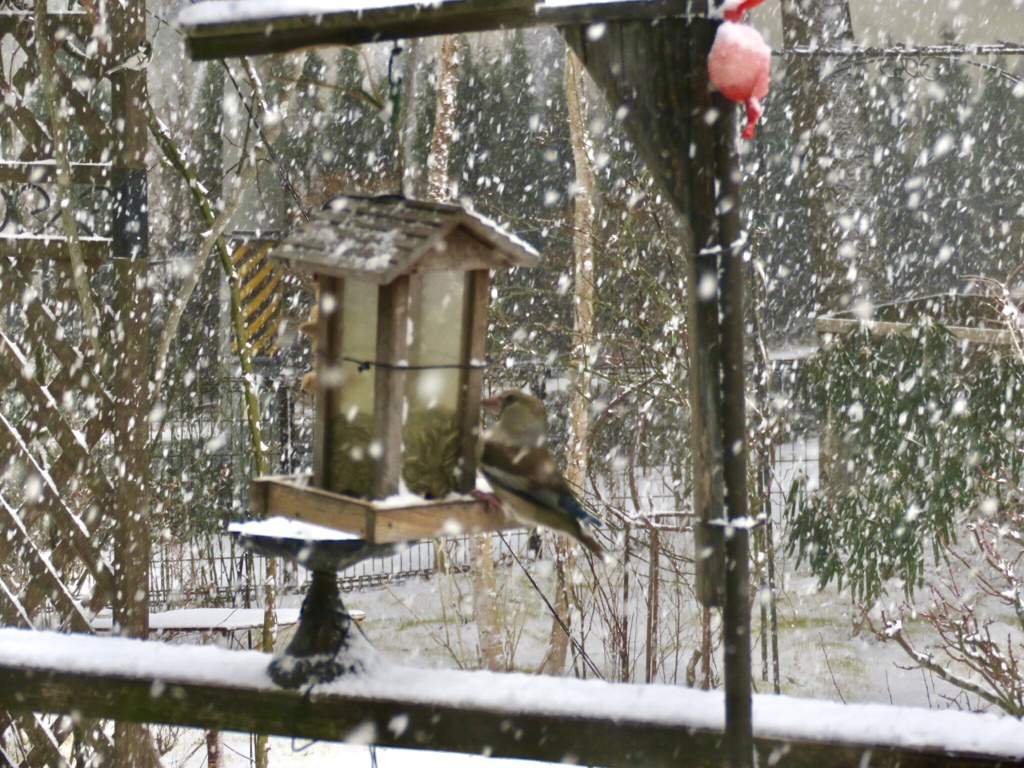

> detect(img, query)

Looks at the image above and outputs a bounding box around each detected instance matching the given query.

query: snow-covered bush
[789,315,1024,603]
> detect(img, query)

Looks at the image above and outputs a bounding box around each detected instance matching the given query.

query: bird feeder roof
[271,194,539,284]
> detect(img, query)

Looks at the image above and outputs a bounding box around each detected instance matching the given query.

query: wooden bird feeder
[251,193,538,543]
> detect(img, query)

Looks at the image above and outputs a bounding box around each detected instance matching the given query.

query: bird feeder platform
[250,474,518,545]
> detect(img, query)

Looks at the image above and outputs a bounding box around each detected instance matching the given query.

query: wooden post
[561,17,727,606]
[372,276,410,498]
[564,13,752,768]
[456,269,489,492]
[715,90,753,768]
[108,3,157,765]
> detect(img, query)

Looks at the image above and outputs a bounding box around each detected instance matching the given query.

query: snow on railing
[1,627,1022,767]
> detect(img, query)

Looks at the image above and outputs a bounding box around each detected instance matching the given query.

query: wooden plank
[0,574,33,628]
[0,497,93,633]
[0,409,116,609]
[0,329,116,507]
[180,0,706,59]
[252,475,516,543]
[565,17,726,605]
[19,298,108,406]
[412,231,513,273]
[253,476,370,538]
[371,277,409,499]
[372,499,517,542]
[0,333,117,593]
[4,104,50,161]
[2,711,68,768]
[182,0,534,39]
[0,629,1020,768]
[0,11,92,37]
[0,236,111,261]
[814,316,1013,346]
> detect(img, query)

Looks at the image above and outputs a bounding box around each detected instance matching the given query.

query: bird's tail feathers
[561,493,603,528]
[579,529,615,566]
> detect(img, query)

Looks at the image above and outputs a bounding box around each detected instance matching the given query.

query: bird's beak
[481,395,500,412]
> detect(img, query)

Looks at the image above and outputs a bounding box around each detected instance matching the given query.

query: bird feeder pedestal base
[268,570,366,689]
[229,520,400,688]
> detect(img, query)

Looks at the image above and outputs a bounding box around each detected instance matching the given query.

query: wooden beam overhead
[0,162,115,185]
[0,236,112,262]
[177,0,709,59]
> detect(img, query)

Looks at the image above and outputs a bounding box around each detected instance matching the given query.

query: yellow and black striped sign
[231,239,281,356]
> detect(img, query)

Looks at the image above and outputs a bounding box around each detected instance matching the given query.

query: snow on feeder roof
[272,194,538,284]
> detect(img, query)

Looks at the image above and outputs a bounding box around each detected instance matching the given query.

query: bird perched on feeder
[708,3,771,139]
[478,390,608,560]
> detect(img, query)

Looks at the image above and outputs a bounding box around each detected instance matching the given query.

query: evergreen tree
[744,62,816,340]
[276,50,326,206]
[907,32,976,295]
[967,56,1024,280]
[192,62,225,208]
[455,31,575,373]
[320,46,402,195]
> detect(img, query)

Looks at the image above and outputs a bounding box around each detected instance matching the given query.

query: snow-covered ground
[153,555,1015,766]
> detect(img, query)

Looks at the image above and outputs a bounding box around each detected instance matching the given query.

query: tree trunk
[398,38,423,196]
[206,730,222,768]
[537,538,574,675]
[419,33,507,675]
[781,0,880,320]
[539,47,598,677]
[645,524,660,683]
[471,534,505,670]
[427,35,460,201]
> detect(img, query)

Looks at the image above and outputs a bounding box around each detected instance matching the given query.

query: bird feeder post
[455,269,490,492]
[370,275,410,499]
[311,275,340,490]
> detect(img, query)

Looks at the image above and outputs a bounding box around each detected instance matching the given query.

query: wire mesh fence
[149,529,535,609]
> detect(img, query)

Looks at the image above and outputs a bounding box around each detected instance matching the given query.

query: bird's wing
[480,441,602,528]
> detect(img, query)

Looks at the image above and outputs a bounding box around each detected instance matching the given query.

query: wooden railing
[0,628,1020,768]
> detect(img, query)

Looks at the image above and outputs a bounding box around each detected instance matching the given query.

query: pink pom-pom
[708,21,771,138]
